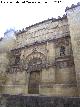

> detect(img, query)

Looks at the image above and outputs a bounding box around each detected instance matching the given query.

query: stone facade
[0,3,80,97]
[65,2,80,96]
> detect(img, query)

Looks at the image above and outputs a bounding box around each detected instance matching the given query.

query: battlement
[65,2,80,12]
[15,14,67,36]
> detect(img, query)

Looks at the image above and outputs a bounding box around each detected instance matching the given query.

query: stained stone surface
[0,94,80,107]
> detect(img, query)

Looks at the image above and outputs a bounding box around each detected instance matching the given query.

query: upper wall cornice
[65,2,80,12]
[15,14,67,36]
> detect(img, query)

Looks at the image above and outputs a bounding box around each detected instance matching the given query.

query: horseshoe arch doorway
[26,51,46,94]
[27,57,43,94]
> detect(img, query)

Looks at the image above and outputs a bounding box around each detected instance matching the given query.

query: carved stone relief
[55,37,71,58]
[21,49,46,72]
[56,60,74,69]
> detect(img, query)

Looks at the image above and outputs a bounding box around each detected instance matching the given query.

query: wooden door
[28,71,41,94]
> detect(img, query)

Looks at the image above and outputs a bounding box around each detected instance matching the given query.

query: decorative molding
[11,34,70,51]
[55,36,70,48]
[22,51,46,72]
[40,83,77,88]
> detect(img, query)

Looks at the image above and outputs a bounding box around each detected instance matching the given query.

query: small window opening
[60,46,65,56]
[15,56,20,64]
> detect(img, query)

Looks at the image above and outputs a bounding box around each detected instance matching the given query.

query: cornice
[11,35,70,51]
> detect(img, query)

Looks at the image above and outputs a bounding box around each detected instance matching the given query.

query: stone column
[65,3,80,96]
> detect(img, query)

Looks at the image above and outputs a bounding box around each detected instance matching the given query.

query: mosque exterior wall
[0,3,80,97]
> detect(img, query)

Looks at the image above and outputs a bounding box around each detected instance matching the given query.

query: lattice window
[60,46,65,56]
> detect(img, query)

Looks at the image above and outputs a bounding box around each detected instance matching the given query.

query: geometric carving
[22,50,46,72]
[28,57,42,66]
[55,37,70,48]
[56,60,74,69]
[58,61,67,68]
[26,49,46,63]
[27,58,43,72]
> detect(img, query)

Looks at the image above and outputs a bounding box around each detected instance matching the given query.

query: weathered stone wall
[4,71,28,95]
[2,16,77,96]
[66,4,80,96]
[15,17,69,48]
[0,8,79,96]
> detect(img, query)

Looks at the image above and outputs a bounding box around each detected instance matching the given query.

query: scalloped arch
[26,50,46,63]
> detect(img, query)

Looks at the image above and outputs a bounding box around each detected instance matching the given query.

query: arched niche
[23,50,46,72]
[22,50,46,94]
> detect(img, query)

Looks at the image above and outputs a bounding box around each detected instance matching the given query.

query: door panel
[28,71,41,94]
